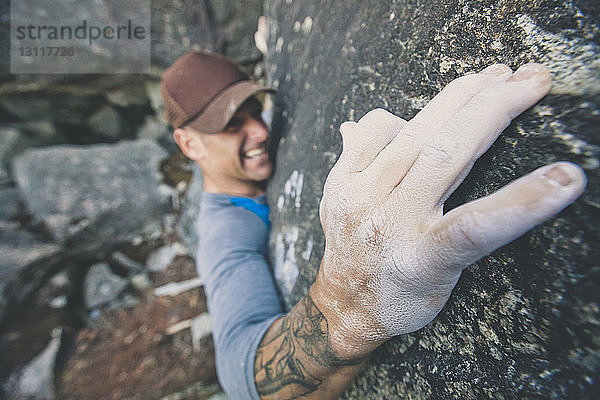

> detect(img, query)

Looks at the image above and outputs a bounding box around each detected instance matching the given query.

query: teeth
[245,148,265,158]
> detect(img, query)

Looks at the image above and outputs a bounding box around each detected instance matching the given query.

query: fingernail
[480,64,511,76]
[544,165,573,186]
[507,63,548,82]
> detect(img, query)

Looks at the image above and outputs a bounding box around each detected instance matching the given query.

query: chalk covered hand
[310,63,587,360]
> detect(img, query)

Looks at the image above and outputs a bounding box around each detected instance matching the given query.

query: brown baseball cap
[160,50,273,134]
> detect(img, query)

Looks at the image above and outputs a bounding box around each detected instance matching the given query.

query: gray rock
[0,127,21,185]
[0,227,60,284]
[12,139,170,249]
[136,115,175,150]
[0,187,21,222]
[9,121,62,145]
[211,0,263,65]
[177,163,204,254]
[3,328,62,400]
[146,242,188,272]
[0,93,102,124]
[0,75,149,99]
[0,124,69,187]
[106,83,149,108]
[265,0,599,398]
[0,226,61,323]
[86,106,123,140]
[151,0,222,68]
[84,262,129,309]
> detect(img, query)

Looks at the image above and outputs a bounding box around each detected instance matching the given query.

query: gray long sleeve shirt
[195,193,284,400]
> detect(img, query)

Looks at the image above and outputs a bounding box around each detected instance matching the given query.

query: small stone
[84,262,128,309]
[146,242,187,273]
[131,273,153,290]
[4,328,62,400]
[191,313,212,351]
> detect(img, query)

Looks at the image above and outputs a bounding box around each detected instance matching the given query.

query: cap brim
[186,81,274,134]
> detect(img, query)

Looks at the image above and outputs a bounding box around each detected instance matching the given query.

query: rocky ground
[57,256,222,400]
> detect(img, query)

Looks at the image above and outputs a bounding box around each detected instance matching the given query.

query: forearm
[254,286,367,400]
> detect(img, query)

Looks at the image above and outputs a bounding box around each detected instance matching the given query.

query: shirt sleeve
[196,202,284,400]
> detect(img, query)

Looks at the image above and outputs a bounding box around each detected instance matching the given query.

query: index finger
[395,63,552,211]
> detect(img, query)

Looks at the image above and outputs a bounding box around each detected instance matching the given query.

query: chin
[249,161,273,181]
[252,169,272,183]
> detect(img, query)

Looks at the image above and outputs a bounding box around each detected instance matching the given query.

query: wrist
[310,264,387,361]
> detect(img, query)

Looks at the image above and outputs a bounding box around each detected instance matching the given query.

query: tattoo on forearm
[254,293,363,397]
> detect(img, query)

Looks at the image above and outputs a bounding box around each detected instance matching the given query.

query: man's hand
[311,63,587,361]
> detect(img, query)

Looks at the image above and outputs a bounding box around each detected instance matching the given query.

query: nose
[245,116,269,142]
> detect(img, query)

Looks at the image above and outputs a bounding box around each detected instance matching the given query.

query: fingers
[360,64,513,195]
[396,63,552,210]
[424,162,587,268]
[336,109,406,174]
[404,64,513,141]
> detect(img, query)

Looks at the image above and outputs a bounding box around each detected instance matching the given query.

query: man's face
[194,97,273,191]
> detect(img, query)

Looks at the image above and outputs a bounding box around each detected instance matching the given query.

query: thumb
[425,162,587,268]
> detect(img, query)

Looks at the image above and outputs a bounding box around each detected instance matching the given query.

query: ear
[173,127,206,161]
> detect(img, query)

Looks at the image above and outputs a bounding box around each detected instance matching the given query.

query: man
[161,51,587,399]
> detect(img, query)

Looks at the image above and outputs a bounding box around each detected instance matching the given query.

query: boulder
[265,0,599,398]
[12,139,171,250]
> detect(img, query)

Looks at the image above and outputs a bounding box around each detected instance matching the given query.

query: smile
[243,147,267,160]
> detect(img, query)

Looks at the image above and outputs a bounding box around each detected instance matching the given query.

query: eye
[224,117,243,132]
[253,110,265,123]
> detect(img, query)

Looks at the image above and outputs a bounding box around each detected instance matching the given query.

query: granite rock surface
[265,0,599,398]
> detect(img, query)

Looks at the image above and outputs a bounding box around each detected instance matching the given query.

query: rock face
[211,0,264,64]
[265,0,599,398]
[151,0,222,68]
